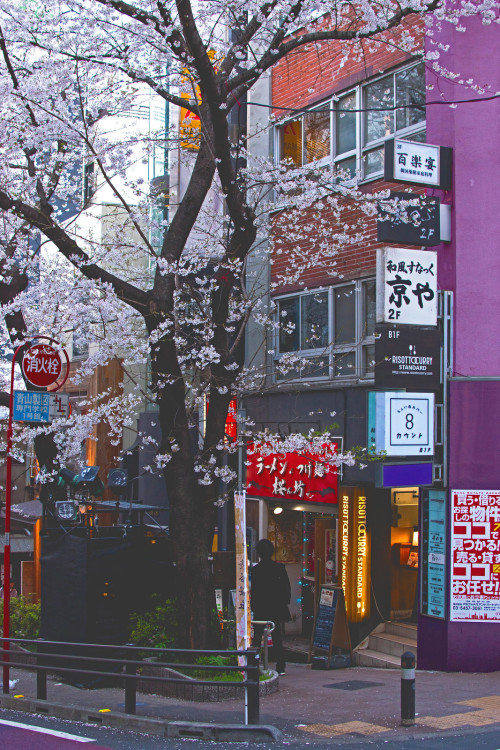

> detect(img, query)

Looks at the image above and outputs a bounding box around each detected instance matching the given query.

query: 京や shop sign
[377,248,438,326]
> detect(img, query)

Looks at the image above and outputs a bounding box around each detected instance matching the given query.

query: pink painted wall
[426,16,500,377]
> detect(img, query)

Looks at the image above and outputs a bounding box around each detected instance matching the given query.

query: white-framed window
[273,279,375,381]
[275,61,425,182]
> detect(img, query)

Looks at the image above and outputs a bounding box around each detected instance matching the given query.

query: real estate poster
[450,489,500,622]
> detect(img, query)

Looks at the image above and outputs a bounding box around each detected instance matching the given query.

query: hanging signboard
[450,489,500,622]
[246,443,339,504]
[375,391,434,456]
[13,391,70,423]
[376,247,438,326]
[384,138,452,190]
[377,192,441,247]
[375,324,441,389]
[421,489,447,619]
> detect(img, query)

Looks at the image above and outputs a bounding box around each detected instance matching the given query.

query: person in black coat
[250,539,291,675]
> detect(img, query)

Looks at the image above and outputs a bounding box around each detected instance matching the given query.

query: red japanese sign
[451,489,500,622]
[246,443,338,504]
[225,399,237,442]
[22,344,62,388]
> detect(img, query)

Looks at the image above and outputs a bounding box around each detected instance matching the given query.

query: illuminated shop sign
[246,443,339,504]
[339,487,370,622]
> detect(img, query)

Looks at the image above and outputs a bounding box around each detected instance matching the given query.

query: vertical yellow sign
[338,487,370,622]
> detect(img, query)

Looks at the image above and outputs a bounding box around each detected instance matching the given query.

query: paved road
[0,717,112,749]
[1,710,500,750]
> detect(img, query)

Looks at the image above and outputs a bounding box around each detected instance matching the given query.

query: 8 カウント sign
[22,344,62,388]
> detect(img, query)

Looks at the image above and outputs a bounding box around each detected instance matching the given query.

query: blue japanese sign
[13,391,69,423]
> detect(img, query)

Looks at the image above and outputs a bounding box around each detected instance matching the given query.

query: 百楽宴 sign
[384,138,452,190]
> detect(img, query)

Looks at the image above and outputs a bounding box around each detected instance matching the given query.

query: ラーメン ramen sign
[246,443,339,504]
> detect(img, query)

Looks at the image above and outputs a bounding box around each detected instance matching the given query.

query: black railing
[0,638,260,724]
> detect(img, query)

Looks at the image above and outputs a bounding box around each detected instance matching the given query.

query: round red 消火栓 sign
[22,344,62,387]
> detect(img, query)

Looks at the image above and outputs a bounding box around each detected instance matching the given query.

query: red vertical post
[3,344,22,694]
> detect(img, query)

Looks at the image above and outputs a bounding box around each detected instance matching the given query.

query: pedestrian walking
[250,539,291,675]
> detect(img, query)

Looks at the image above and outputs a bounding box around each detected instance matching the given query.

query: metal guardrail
[222,620,275,670]
[0,637,260,725]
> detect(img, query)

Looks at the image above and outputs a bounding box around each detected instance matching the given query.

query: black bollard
[401,651,415,726]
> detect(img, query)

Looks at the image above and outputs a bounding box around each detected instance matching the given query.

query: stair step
[368,632,417,659]
[385,621,417,639]
[354,648,402,669]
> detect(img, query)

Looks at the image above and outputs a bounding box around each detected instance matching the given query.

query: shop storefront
[246,450,422,643]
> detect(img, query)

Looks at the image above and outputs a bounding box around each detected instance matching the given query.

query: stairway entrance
[353,621,417,669]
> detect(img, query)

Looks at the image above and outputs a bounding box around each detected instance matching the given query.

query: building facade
[244,12,500,670]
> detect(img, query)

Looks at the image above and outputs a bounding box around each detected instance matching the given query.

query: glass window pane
[396,64,425,132]
[275,359,300,381]
[334,286,356,344]
[278,297,300,352]
[363,280,376,337]
[362,344,375,376]
[301,292,329,350]
[334,350,355,377]
[402,130,427,144]
[280,119,302,166]
[301,357,329,379]
[364,147,384,176]
[364,75,394,143]
[304,107,330,163]
[336,93,356,155]
[335,156,356,182]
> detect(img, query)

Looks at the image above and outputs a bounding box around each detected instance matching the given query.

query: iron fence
[0,637,260,724]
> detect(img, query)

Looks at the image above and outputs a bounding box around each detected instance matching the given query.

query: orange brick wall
[270,15,425,294]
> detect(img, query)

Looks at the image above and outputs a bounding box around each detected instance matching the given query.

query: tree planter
[137,660,280,702]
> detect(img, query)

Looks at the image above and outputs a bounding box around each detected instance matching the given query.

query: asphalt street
[1,710,500,750]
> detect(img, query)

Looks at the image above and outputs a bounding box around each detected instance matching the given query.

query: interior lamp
[412,528,419,547]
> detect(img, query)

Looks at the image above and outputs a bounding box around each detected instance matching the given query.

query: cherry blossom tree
[0,0,496,647]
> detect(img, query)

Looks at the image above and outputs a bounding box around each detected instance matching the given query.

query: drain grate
[323,680,385,691]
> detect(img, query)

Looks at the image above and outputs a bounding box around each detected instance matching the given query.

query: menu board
[313,587,339,650]
[309,586,351,663]
[421,490,446,618]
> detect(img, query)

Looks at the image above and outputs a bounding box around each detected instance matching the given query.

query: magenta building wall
[418,16,500,671]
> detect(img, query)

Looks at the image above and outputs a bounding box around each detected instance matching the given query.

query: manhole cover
[323,680,385,691]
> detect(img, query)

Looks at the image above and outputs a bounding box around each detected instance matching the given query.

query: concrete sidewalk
[2,663,500,743]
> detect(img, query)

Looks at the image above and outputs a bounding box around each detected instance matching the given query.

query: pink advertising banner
[451,489,500,622]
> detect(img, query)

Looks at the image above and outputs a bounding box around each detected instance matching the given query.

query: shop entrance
[390,487,419,622]
[265,504,338,638]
